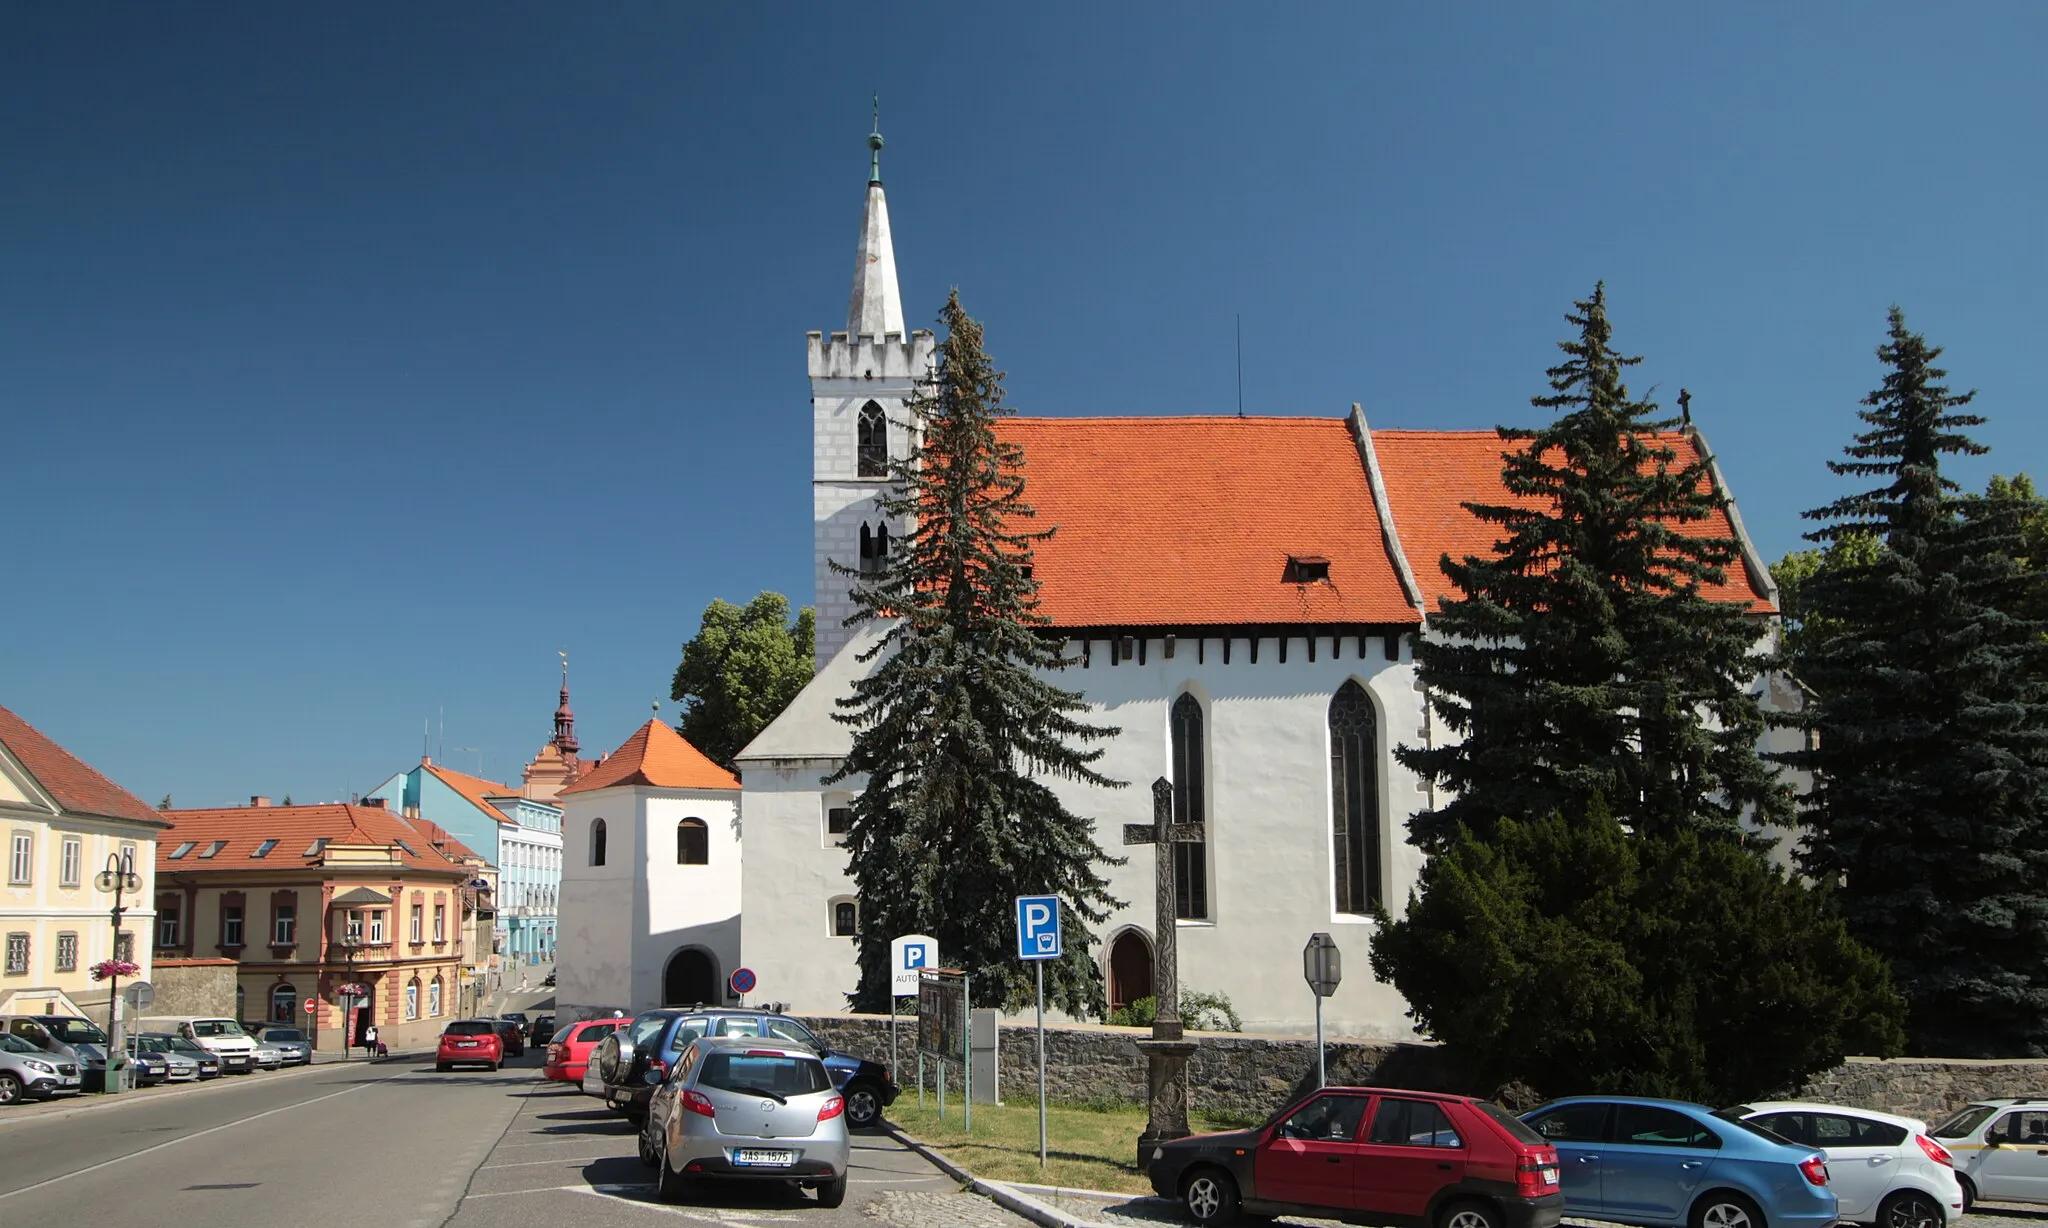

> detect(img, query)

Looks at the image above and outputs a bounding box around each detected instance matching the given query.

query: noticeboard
[916,970,966,1062]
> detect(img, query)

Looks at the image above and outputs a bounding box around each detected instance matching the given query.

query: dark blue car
[1522,1097,1838,1228]
[590,1008,897,1128]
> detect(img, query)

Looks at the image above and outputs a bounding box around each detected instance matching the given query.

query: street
[0,1044,1032,1228]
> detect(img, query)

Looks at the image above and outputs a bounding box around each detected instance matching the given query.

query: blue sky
[5,3,2044,807]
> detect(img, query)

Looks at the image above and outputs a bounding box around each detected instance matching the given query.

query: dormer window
[1284,555,1331,584]
[857,401,888,477]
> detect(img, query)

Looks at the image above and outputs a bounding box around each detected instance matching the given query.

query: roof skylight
[251,838,279,859]
[168,841,195,859]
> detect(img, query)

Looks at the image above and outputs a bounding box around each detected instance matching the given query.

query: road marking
[0,1071,404,1202]
[481,1155,614,1169]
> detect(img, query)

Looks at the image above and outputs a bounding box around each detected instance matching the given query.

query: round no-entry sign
[729,967,757,996]
[304,997,317,1014]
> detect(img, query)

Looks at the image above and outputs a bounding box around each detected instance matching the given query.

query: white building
[731,126,1786,1036]
[553,719,743,1018]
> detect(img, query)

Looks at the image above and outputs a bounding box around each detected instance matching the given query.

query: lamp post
[92,849,141,1094]
[336,936,364,1062]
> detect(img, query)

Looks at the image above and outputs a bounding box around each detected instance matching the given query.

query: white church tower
[808,106,935,664]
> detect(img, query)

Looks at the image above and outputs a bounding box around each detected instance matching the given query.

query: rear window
[576,1021,619,1042]
[1474,1100,1547,1146]
[697,1051,832,1098]
[627,1013,673,1049]
[1932,1105,1998,1140]
[1719,1115,1799,1148]
[445,1021,497,1036]
[43,1018,109,1044]
[262,1029,305,1042]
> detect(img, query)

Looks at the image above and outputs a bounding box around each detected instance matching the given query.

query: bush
[1107,988,1243,1032]
[1369,809,1906,1104]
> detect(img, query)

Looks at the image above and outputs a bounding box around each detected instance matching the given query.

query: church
[630,123,1786,1037]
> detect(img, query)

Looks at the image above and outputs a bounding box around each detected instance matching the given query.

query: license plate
[732,1148,796,1167]
[60,1075,80,1086]
[1543,1168,1559,1185]
[456,1041,476,1048]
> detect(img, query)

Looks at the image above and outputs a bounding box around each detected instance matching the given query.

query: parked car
[247,1039,287,1070]
[1929,1099,2048,1211]
[500,1010,531,1033]
[0,1031,83,1102]
[492,1019,527,1058]
[125,1044,170,1086]
[130,1034,199,1083]
[248,1025,313,1065]
[1726,1101,1964,1228]
[530,1013,555,1044]
[543,1018,620,1085]
[137,1032,221,1079]
[1523,1097,1837,1228]
[541,970,556,988]
[135,1015,258,1074]
[589,1008,897,1127]
[1146,1085,1563,1227]
[0,1014,112,1091]
[642,1037,849,1208]
[437,1020,505,1071]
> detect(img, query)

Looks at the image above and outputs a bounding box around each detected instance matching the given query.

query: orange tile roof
[401,815,482,862]
[1370,429,1774,614]
[560,720,739,794]
[421,763,517,827]
[157,804,469,875]
[0,704,167,827]
[992,417,1420,628]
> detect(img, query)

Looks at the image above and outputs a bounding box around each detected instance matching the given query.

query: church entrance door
[1109,930,1153,1012]
[663,948,718,1007]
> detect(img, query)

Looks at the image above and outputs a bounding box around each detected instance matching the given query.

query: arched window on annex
[589,818,607,867]
[858,521,891,576]
[828,896,859,938]
[1106,927,1153,1014]
[856,401,888,477]
[677,818,709,866]
[1328,679,1384,915]
[1170,691,1209,920]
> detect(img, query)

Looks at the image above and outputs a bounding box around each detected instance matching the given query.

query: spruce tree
[1793,308,2048,1057]
[829,291,1122,1016]
[1400,285,1791,850]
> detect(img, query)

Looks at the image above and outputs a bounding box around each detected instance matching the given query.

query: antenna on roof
[1236,314,1244,417]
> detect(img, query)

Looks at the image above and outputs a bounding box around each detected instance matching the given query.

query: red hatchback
[542,1018,620,1085]
[1147,1086,1564,1228]
[436,1020,505,1072]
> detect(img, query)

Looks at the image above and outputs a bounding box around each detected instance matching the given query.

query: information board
[916,969,967,1063]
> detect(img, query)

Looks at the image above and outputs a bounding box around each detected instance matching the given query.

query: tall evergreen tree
[1792,308,2048,1057]
[828,291,1122,1016]
[1400,286,1791,850]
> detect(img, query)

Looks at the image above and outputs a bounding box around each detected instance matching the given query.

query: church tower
[809,105,935,664]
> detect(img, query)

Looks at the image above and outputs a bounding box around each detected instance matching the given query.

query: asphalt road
[0,1044,1029,1228]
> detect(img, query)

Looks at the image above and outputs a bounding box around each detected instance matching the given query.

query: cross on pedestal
[1125,775,1204,1164]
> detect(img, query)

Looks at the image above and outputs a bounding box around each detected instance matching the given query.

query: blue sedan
[1522,1097,1837,1228]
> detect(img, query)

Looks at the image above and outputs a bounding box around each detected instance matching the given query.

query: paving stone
[866,1189,1035,1228]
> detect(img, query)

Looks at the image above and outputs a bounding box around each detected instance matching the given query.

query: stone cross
[1126,775,1204,1162]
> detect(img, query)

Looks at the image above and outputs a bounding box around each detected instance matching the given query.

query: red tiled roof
[401,815,482,862]
[1371,429,1774,614]
[0,704,167,827]
[157,804,469,875]
[421,763,517,827]
[560,721,739,794]
[992,417,1420,628]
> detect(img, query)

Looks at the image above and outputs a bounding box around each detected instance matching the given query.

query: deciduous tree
[669,593,816,768]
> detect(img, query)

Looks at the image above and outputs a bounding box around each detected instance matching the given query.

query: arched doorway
[1108,929,1153,1012]
[663,948,718,1007]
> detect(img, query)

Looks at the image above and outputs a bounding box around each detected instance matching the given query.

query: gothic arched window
[859,521,891,576]
[1329,681,1382,914]
[590,818,607,867]
[1170,693,1209,920]
[677,819,708,866]
[857,401,888,477]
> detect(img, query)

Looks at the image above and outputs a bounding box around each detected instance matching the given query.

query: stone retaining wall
[1798,1057,2048,1120]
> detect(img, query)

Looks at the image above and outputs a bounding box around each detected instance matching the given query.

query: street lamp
[336,936,364,1062]
[92,850,142,1094]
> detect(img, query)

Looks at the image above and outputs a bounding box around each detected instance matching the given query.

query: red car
[542,1018,621,1085]
[436,1019,505,1072]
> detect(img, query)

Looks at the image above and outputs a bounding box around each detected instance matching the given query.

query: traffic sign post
[1303,933,1341,1088]
[304,997,317,1016]
[1015,895,1063,1169]
[729,967,757,1005]
[889,935,938,1089]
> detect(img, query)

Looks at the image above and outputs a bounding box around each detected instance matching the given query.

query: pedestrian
[363,1024,379,1058]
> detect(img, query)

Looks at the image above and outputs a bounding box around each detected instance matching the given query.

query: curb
[884,1124,1137,1228]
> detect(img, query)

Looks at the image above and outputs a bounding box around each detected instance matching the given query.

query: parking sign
[890,933,939,996]
[1014,895,1063,961]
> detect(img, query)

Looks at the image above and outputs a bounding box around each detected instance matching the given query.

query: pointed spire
[552,652,579,757]
[848,99,905,338]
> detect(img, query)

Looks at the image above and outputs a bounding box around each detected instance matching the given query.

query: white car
[1929,1099,2048,1211]
[250,1041,285,1070]
[1729,1101,1964,1228]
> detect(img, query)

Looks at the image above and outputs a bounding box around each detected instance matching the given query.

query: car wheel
[437,1062,450,1073]
[1879,1189,1945,1228]
[843,1080,883,1128]
[1441,1200,1502,1228]
[0,1073,22,1105]
[655,1149,695,1204]
[817,1175,848,1209]
[489,1061,500,1072]
[1691,1190,1766,1228]
[1958,1177,1977,1215]
[1182,1167,1242,1226]
[638,1124,661,1169]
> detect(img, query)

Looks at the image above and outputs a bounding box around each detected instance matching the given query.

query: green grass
[887,1097,1247,1195]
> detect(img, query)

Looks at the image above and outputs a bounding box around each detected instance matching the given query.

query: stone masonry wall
[799,1012,2048,1123]
[148,959,238,1019]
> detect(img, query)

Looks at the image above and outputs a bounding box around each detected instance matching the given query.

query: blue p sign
[1015,894,1063,961]
[903,945,927,969]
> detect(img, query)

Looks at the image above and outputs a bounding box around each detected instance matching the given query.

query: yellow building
[0,704,168,1019]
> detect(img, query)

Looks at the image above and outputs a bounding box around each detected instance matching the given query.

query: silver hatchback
[644,1037,849,1208]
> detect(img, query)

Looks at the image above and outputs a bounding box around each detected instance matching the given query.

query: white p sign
[1014,895,1063,961]
[890,933,939,996]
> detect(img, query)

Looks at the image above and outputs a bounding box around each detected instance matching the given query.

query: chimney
[250,795,272,808]
[361,797,387,810]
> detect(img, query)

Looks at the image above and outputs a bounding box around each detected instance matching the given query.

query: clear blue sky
[5,3,2044,808]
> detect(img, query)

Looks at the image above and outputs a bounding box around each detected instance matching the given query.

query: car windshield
[1474,1100,1547,1145]
[445,1021,497,1036]
[1932,1105,1999,1139]
[263,1029,304,1042]
[190,1020,246,1038]
[0,1034,39,1054]
[167,1037,208,1055]
[43,1018,109,1045]
[697,1051,832,1098]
